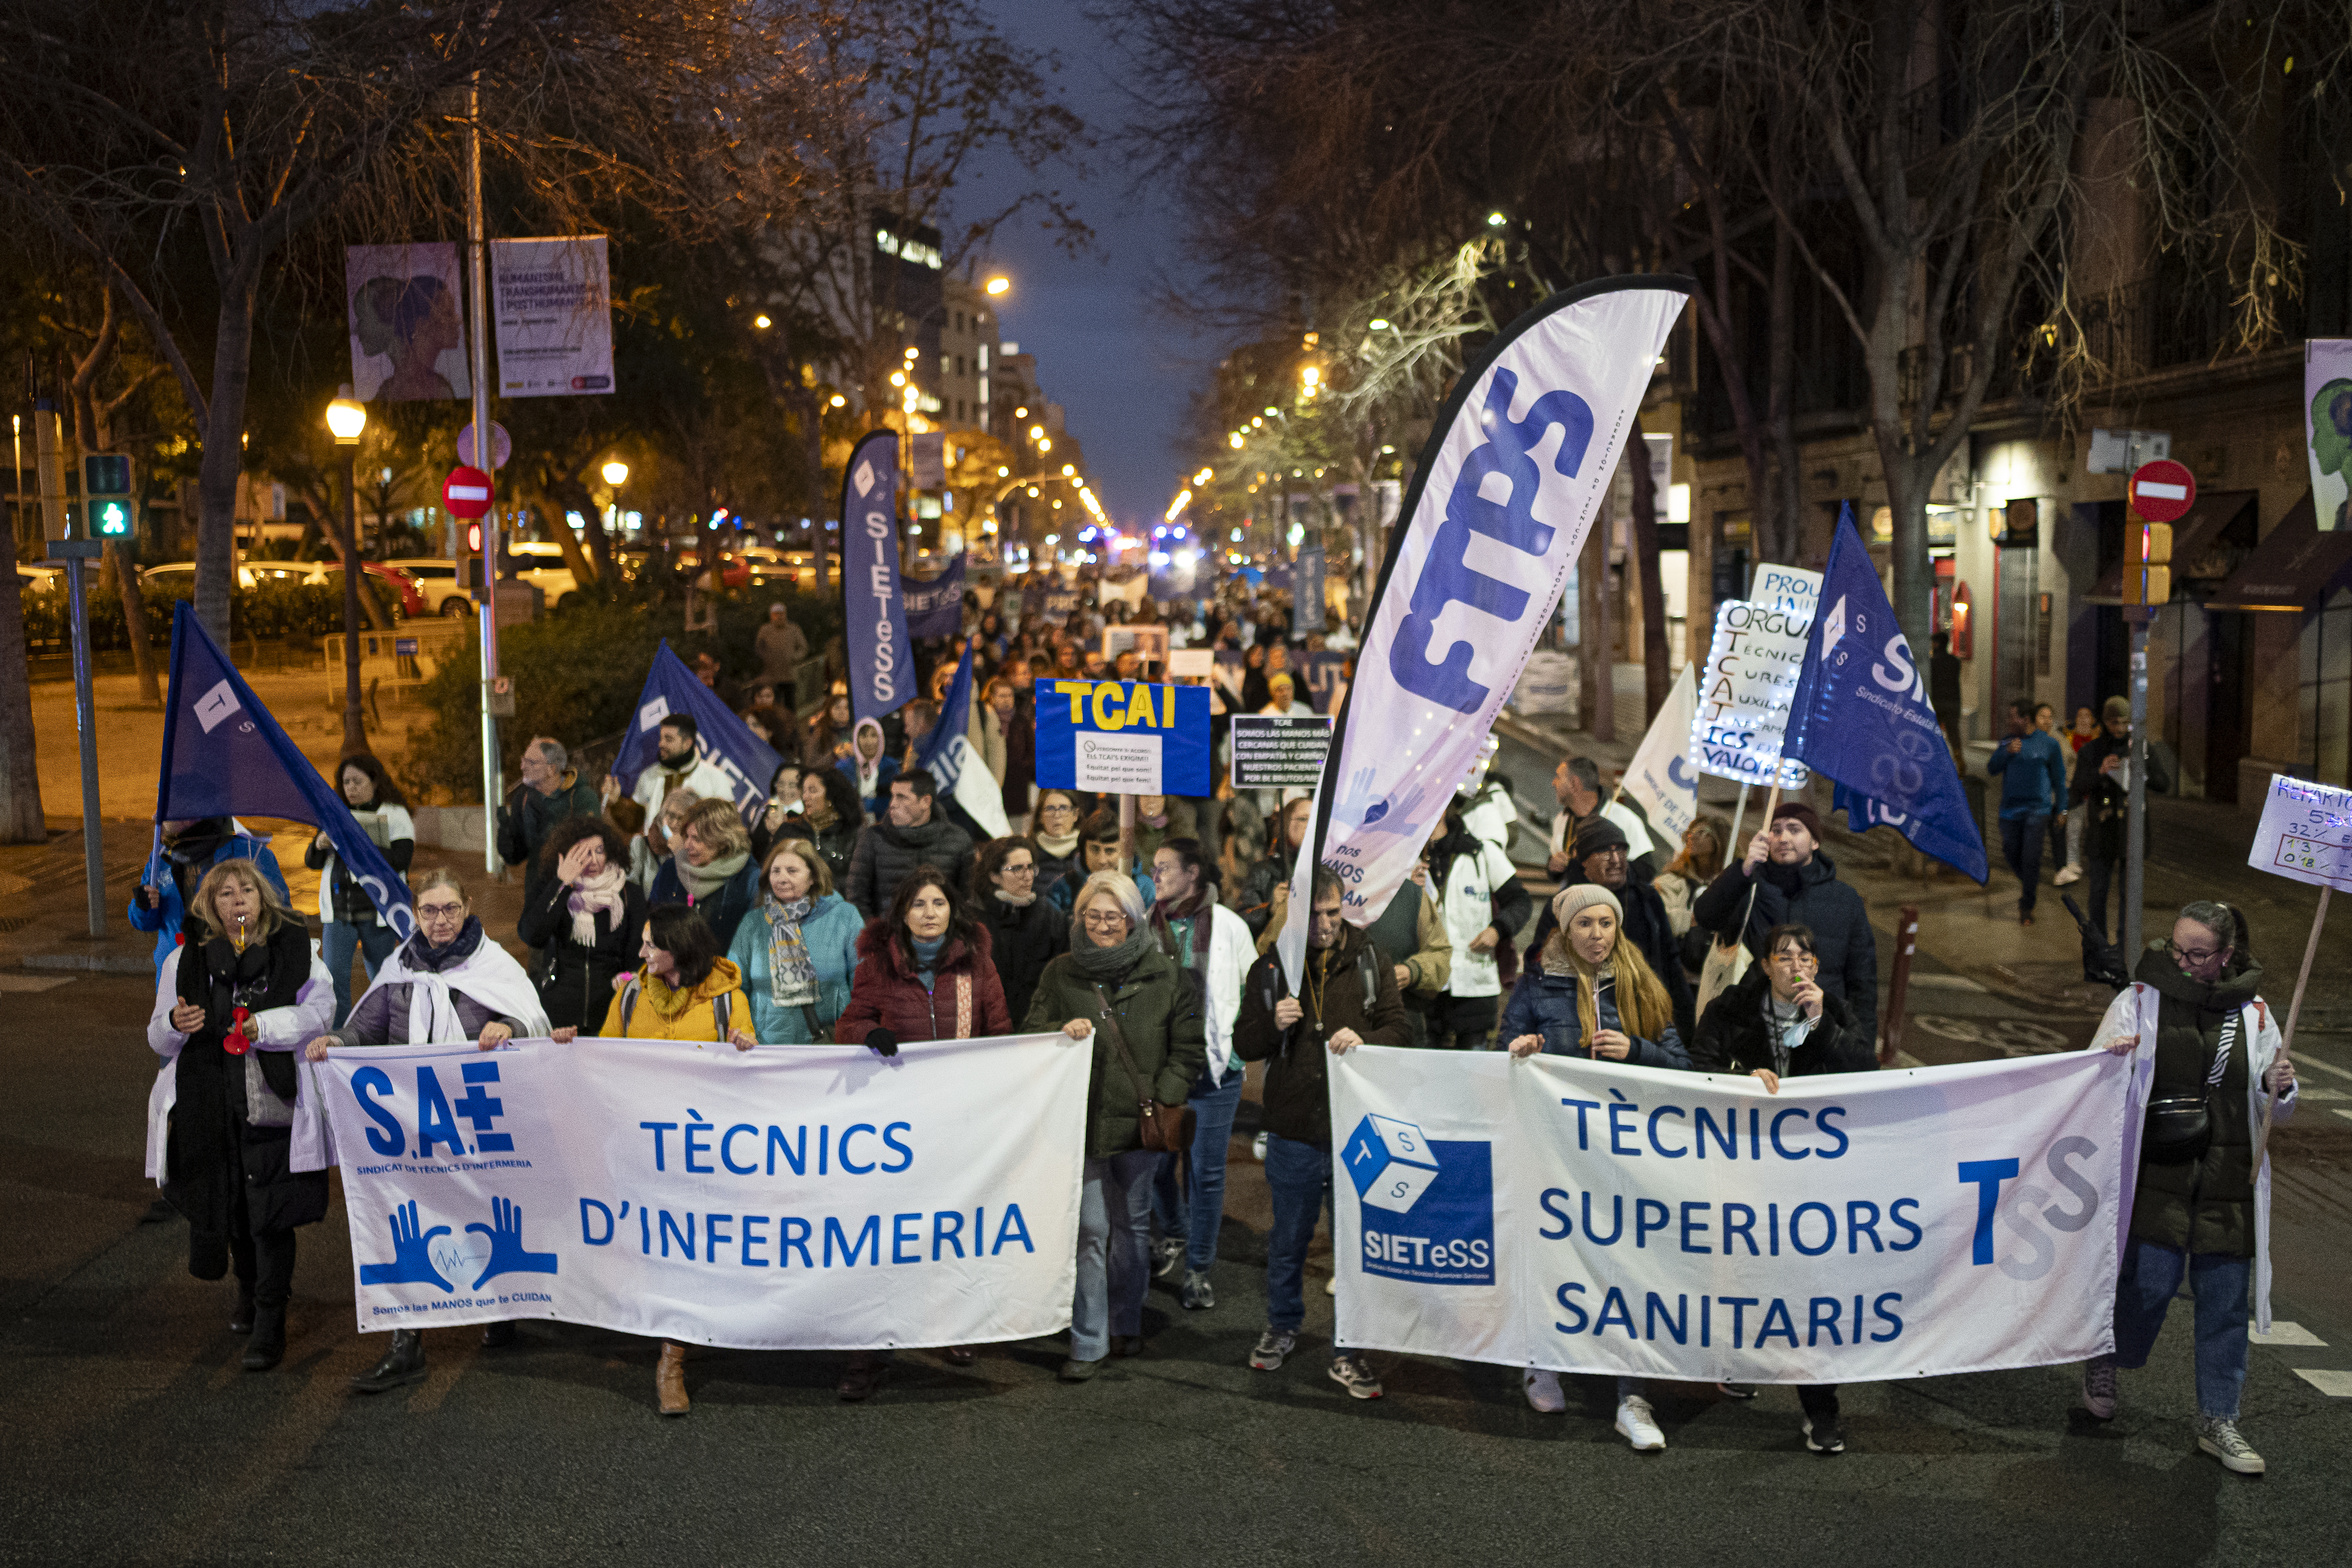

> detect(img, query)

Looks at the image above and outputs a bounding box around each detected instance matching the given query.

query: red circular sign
[442,465,494,520]
[2127,459,2195,525]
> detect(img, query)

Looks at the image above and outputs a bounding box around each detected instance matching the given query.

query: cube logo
[193,680,241,734]
[1343,1113,1495,1287]
[636,695,671,732]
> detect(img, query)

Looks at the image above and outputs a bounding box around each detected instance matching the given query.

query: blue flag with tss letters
[904,552,966,640]
[839,430,913,722]
[1785,509,1987,881]
[608,642,782,822]
[154,602,416,937]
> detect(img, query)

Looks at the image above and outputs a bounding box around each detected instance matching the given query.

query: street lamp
[601,459,629,488]
[984,275,1011,296]
[600,460,629,540]
[325,386,369,755]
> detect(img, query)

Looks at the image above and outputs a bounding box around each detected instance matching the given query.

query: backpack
[616,974,732,1041]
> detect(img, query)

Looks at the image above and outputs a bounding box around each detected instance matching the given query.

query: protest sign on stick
[2246,773,2351,1165]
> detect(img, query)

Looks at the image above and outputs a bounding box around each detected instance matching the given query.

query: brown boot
[655,1341,689,1417]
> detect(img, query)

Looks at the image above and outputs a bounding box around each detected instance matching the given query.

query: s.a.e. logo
[1343,1114,1494,1286]
[352,1061,516,1159]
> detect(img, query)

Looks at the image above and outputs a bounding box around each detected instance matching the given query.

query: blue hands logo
[358,1196,558,1295]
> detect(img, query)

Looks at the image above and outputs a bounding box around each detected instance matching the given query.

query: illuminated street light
[890,371,907,386]
[601,460,629,487]
[1061,464,1075,476]
[1038,437,1051,453]
[1193,467,1214,485]
[830,394,847,407]
[1487,210,1507,226]
[753,314,771,330]
[1368,318,1390,331]
[904,346,920,360]
[1015,405,1030,418]
[984,275,1011,296]
[997,466,1010,477]
[1028,424,1045,440]
[1228,434,1244,449]
[325,392,368,443]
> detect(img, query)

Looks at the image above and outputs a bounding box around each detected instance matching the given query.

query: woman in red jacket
[831,865,1010,1399]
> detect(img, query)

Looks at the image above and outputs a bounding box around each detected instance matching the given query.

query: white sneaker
[2195,1415,2266,1475]
[1325,1274,1337,1296]
[1523,1368,1565,1413]
[1252,1131,1269,1162]
[1615,1394,1666,1451]
[2054,865,2081,886]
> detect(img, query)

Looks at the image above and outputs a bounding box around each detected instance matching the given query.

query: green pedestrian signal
[81,453,135,541]
[93,498,132,537]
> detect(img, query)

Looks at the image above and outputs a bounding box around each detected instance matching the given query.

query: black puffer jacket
[845,816,976,919]
[1692,851,1878,1042]
[1233,924,1411,1146]
[978,894,1068,1027]
[1688,963,1876,1080]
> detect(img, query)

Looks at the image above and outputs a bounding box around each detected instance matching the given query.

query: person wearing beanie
[2070,695,2172,943]
[1521,816,1694,1044]
[1691,799,1878,1045]
[1499,880,1689,1448]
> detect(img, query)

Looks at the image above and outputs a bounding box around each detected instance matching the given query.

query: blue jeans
[2109,1238,2252,1419]
[2000,812,2050,914]
[1149,1067,1247,1272]
[321,920,400,1027]
[1263,1132,1339,1344]
[1070,1150,1157,1361]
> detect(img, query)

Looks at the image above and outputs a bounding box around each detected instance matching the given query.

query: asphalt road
[8,951,2352,1564]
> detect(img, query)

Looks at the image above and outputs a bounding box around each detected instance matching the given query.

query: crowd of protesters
[134,576,2292,1479]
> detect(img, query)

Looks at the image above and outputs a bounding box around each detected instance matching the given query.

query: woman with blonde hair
[726,838,864,1043]
[1499,881,1689,1448]
[144,858,335,1373]
[648,796,762,947]
[1654,814,1728,943]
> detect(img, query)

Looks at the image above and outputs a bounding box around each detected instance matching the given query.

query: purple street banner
[839,431,912,723]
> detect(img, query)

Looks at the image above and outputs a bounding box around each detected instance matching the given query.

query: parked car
[501,541,581,607]
[142,561,266,593]
[313,560,427,619]
[384,558,478,617]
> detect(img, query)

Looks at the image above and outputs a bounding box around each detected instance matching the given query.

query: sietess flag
[608,642,782,822]
[839,431,912,723]
[905,552,967,640]
[1277,275,1691,984]
[1784,509,1987,881]
[155,603,415,937]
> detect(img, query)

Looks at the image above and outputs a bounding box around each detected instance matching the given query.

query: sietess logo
[1343,1113,1494,1286]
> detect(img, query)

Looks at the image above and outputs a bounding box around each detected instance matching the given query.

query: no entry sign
[442,465,493,520]
[2127,459,2195,524]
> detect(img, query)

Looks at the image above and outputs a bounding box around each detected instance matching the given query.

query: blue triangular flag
[607,641,783,821]
[1785,509,1988,882]
[156,601,417,937]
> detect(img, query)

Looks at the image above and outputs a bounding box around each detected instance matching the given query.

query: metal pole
[1880,905,1920,1066]
[339,449,365,754]
[466,73,501,873]
[35,402,103,934]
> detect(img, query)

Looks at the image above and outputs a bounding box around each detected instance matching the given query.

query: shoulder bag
[2142,1008,2239,1166]
[1092,984,1195,1153]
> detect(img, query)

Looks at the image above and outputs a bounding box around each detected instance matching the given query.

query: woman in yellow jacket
[550,903,754,1416]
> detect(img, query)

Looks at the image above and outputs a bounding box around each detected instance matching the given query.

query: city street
[7,742,2349,1566]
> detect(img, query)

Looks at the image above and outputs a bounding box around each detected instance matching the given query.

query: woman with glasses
[971,836,1068,1026]
[146,859,335,1374]
[1687,922,1878,1454]
[1024,872,1206,1383]
[2081,900,2298,1477]
[1030,790,1086,893]
[304,871,550,1392]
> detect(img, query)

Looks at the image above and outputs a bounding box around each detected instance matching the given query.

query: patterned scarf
[567,863,630,945]
[764,895,818,1007]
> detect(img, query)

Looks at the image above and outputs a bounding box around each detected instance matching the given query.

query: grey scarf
[1069,924,1154,988]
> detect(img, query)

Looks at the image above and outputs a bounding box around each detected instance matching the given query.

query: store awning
[2083,489,2259,603]
[2204,496,2352,611]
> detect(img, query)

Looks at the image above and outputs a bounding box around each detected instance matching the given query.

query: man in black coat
[1523,817,1693,1046]
[2070,695,2173,943]
[1691,801,1878,1045]
[845,771,976,920]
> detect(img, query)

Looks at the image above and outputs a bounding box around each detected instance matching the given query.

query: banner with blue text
[1330,1047,2128,1381]
[319,1033,1089,1350]
[840,431,912,723]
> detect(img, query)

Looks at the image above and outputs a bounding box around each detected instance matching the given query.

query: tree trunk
[1882,451,1934,660]
[547,499,597,596]
[0,568,45,840]
[1629,425,1671,722]
[1763,224,1804,567]
[106,541,161,701]
[194,289,257,648]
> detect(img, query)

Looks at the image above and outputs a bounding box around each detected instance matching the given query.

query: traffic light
[2140,521,2172,607]
[82,453,134,539]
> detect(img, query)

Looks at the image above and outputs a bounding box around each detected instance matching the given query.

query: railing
[320,617,471,704]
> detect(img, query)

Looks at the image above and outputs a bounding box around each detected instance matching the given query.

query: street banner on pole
[839,432,912,724]
[1329,1045,2130,1381]
[905,552,967,640]
[915,642,1011,840]
[345,244,470,402]
[2304,339,2352,532]
[1687,569,1822,789]
[489,236,614,396]
[1616,662,1699,844]
[2248,773,2352,893]
[1034,680,1212,797]
[155,603,415,937]
[609,642,782,823]
[1295,544,1327,632]
[1277,275,1693,986]
[317,1032,1089,1349]
[1785,511,1988,881]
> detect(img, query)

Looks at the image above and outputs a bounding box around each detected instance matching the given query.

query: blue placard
[1034,680,1211,796]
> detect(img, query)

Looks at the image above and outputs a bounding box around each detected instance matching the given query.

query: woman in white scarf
[301,870,550,1397]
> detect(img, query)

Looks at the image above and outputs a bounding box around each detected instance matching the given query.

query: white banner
[1619,661,1698,844]
[1330,1047,2129,1383]
[320,1033,1089,1350]
[1282,277,1690,984]
[2247,771,2352,894]
[1688,566,1822,788]
[491,236,614,397]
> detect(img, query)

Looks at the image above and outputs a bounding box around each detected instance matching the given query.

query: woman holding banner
[304,871,550,1393]
[146,860,334,1375]
[831,868,1012,1399]
[2083,900,2298,1477]
[1502,883,1688,1448]
[1025,871,1206,1383]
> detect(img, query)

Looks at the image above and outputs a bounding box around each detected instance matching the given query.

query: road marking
[1908,973,1989,993]
[2296,1054,2352,1084]
[2252,1321,2327,1347]
[2292,1369,2352,1397]
[0,973,73,992]
[2292,1086,2349,1101]
[2334,1110,2352,1127]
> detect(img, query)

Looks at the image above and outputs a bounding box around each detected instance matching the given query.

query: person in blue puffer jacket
[726,836,864,1043]
[1498,881,1689,1450]
[130,817,290,976]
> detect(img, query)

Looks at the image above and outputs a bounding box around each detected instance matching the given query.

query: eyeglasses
[416,902,467,920]
[1080,910,1129,929]
[1040,803,1076,816]
[2169,941,2225,965]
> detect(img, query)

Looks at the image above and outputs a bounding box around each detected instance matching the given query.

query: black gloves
[865,1028,898,1058]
